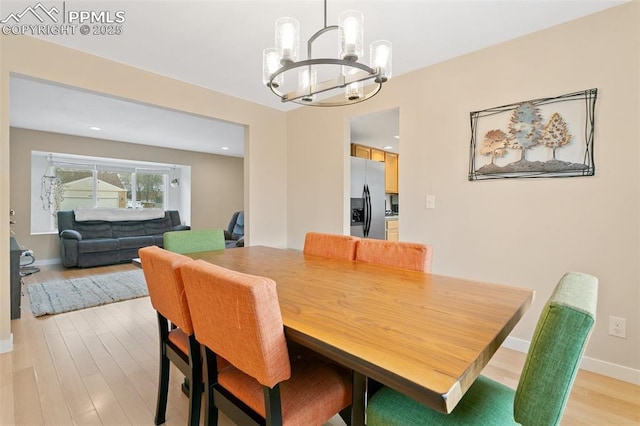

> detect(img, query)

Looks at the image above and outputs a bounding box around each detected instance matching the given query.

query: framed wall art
[468,88,597,181]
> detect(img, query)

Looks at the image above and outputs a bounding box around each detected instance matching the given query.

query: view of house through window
[31,151,186,234]
[54,168,132,210]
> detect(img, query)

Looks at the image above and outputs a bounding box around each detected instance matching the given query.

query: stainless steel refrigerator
[350,157,385,239]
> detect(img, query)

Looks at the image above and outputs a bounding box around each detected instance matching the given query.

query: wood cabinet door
[352,144,371,159]
[385,152,399,193]
[386,229,399,241]
[371,149,386,162]
[386,220,399,241]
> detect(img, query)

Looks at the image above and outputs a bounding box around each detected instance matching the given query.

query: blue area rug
[27,270,148,317]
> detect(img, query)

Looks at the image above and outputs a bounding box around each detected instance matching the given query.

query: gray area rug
[27,270,148,317]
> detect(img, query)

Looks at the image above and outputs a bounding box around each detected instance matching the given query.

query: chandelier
[262,0,392,107]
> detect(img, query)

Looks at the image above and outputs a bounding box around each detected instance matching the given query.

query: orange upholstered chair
[139,246,202,426]
[303,232,360,260]
[355,239,433,272]
[181,260,353,426]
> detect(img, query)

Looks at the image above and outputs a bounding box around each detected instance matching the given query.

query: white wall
[286,3,640,380]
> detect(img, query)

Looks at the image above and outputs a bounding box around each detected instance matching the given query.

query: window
[134,171,165,208]
[32,152,187,234]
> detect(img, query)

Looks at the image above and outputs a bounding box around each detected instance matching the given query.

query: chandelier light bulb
[275,17,300,64]
[371,40,392,81]
[339,10,363,61]
[343,66,363,101]
[345,81,363,101]
[343,18,358,53]
[281,24,295,49]
[263,48,283,87]
[374,45,389,67]
[299,68,317,102]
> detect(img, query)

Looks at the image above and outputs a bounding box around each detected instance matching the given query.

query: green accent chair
[367,271,598,426]
[163,229,225,255]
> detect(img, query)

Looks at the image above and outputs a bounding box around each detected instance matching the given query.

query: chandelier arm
[307,25,339,60]
[270,59,377,84]
[290,82,381,107]
[268,58,381,103]
[324,0,327,28]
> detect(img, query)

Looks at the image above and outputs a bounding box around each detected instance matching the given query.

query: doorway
[348,107,400,241]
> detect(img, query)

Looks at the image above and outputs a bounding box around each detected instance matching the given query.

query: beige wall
[0,36,287,350]
[9,128,244,261]
[287,3,640,376]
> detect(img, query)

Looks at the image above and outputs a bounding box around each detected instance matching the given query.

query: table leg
[351,371,367,426]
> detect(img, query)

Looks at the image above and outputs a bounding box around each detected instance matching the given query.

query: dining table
[173,245,534,424]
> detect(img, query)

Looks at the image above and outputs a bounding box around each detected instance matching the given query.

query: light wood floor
[2,263,638,425]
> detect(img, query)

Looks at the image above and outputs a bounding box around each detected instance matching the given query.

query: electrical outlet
[609,316,627,338]
[425,195,436,209]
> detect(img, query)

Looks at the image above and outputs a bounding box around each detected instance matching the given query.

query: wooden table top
[188,246,534,414]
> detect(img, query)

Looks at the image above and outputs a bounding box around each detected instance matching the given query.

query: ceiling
[5,0,625,156]
[10,76,246,157]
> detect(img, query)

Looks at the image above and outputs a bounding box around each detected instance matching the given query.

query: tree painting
[507,102,544,161]
[480,129,508,165]
[468,88,597,180]
[542,112,573,160]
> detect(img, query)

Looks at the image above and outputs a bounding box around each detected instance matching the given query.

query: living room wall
[9,127,244,263]
[286,2,639,381]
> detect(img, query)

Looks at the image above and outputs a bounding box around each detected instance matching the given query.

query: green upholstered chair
[163,229,225,254]
[367,271,598,426]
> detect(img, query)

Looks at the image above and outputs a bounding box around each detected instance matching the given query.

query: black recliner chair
[224,211,244,248]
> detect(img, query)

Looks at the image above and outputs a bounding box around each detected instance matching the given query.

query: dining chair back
[355,239,433,272]
[138,245,202,426]
[366,271,598,426]
[181,259,353,426]
[303,232,360,260]
[163,228,225,254]
[513,271,598,424]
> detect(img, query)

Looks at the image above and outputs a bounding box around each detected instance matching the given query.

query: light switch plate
[426,195,435,209]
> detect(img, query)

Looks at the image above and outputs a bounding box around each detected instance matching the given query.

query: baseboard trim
[502,336,640,385]
[0,334,13,353]
[32,258,61,266]
[502,336,530,353]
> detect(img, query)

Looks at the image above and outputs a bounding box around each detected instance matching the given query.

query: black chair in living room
[224,211,244,248]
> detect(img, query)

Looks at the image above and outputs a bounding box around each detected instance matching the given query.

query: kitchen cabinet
[386,219,398,241]
[371,149,385,162]
[351,143,385,162]
[352,144,371,159]
[384,152,399,194]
